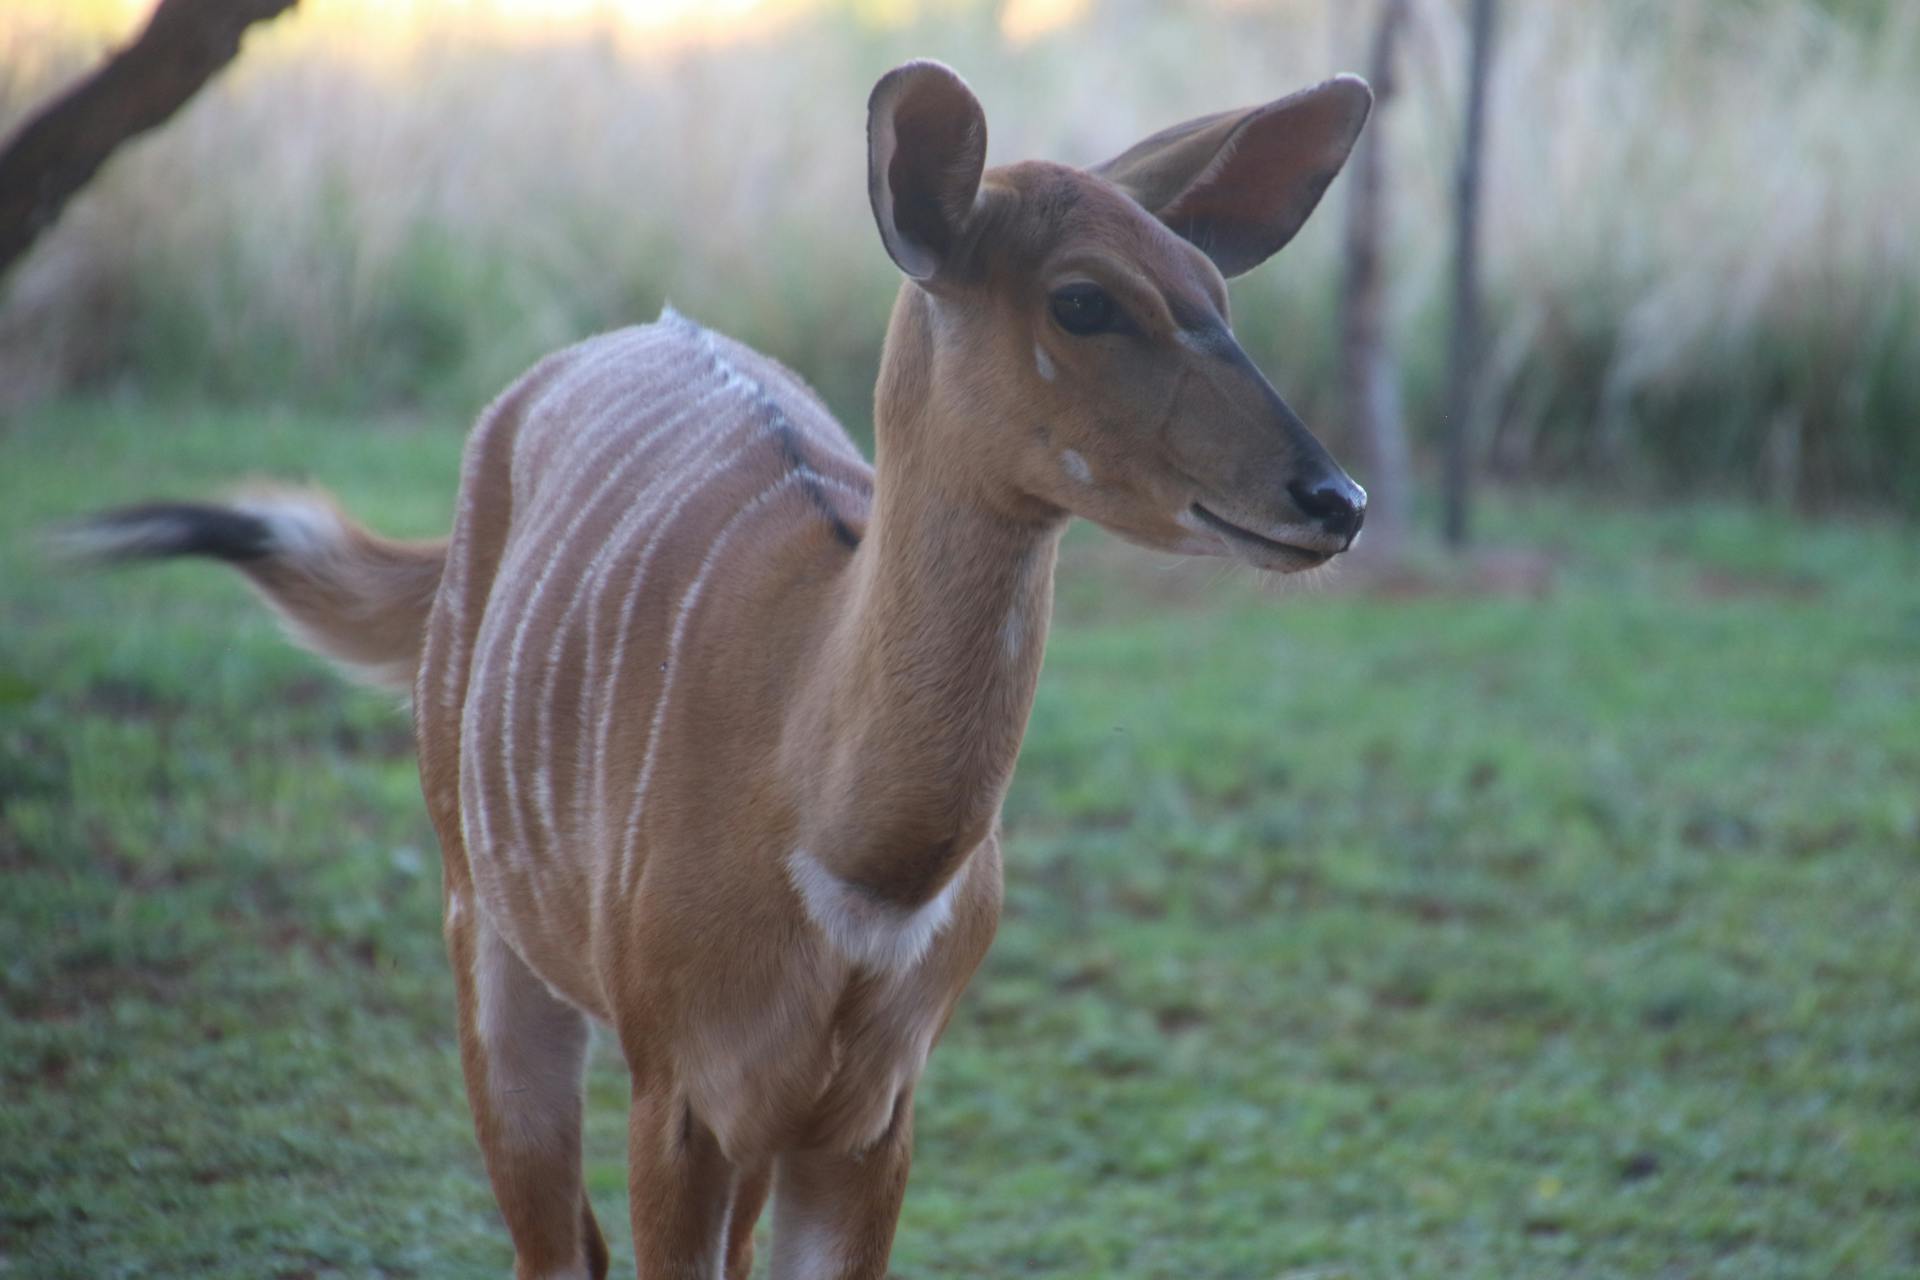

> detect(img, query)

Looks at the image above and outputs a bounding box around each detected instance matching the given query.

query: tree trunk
[0,0,298,277]
[1441,0,1496,549]
[1338,0,1413,554]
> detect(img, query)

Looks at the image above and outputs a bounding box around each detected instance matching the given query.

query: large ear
[1093,75,1372,277]
[867,60,988,281]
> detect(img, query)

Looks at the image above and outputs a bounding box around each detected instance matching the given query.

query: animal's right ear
[1092,76,1372,278]
[866,60,987,282]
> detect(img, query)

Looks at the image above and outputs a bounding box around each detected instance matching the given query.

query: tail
[57,489,446,695]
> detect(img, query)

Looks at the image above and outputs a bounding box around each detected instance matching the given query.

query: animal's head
[867,60,1371,570]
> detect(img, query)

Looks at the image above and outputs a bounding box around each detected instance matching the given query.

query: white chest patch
[786,848,965,972]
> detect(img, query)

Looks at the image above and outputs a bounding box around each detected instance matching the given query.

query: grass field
[3,398,1918,1278]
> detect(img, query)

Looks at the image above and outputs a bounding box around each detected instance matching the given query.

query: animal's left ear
[1092,75,1372,278]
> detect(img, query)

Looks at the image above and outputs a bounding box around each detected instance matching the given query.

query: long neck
[784,290,1064,905]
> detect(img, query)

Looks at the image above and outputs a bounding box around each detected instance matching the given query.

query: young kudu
[72,61,1371,1279]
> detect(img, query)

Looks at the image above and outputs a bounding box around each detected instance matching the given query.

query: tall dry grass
[2,0,1916,508]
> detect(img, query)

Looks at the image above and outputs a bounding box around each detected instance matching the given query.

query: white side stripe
[525,379,748,849]
[617,470,865,888]
[466,339,647,889]
[464,325,695,885]
[588,428,771,855]
[506,378,733,858]
[582,351,845,844]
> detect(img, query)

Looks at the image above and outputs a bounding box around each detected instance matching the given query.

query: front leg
[768,1094,915,1280]
[626,1083,745,1280]
[727,1160,773,1280]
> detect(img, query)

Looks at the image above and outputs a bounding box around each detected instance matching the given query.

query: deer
[67,60,1371,1280]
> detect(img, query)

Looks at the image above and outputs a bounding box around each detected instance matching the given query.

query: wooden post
[1339,0,1413,553]
[1441,0,1496,549]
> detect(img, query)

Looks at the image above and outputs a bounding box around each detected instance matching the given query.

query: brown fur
[232,493,446,691]
[82,61,1371,1279]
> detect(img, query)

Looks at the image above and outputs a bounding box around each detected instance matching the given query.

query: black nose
[1287,476,1367,546]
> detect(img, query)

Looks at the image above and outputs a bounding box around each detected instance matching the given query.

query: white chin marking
[786,848,963,972]
[1060,449,1092,486]
[1173,507,1231,557]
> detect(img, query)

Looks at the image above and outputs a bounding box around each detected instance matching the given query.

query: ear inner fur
[1092,74,1372,276]
[867,60,989,281]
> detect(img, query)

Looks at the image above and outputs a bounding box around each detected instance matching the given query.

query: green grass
[3,398,1918,1278]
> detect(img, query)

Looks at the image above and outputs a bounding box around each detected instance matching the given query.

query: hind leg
[446,892,609,1280]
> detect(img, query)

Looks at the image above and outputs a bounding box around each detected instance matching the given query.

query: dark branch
[1442,0,1497,549]
[0,0,297,277]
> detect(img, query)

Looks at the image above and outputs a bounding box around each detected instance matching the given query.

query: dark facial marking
[1166,293,1223,335]
[1172,320,1327,453]
[1180,319,1244,364]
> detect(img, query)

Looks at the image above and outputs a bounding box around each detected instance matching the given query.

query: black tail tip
[51,502,276,565]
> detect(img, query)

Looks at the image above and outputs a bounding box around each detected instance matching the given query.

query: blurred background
[5,0,1917,510]
[2,2,1916,1277]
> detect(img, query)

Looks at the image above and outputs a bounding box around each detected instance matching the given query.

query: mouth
[1188,503,1337,570]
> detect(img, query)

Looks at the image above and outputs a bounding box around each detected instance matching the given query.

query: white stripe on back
[463,326,685,887]
[522,377,749,849]
[585,426,771,847]
[692,326,860,464]
[504,377,733,859]
[617,469,866,889]
[448,311,873,927]
[471,327,698,875]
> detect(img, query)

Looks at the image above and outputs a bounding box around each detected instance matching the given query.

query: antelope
[70,61,1371,1280]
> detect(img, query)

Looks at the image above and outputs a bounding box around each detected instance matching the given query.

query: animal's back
[419,311,871,1010]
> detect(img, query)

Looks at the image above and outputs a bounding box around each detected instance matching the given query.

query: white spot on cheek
[1060,449,1092,486]
[1034,343,1055,383]
[1001,601,1025,661]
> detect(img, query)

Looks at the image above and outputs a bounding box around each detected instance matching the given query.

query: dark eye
[1049,283,1122,336]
